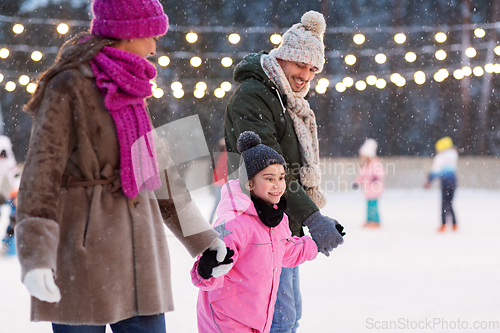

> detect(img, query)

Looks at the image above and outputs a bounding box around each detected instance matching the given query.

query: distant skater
[352,139,384,228]
[425,136,458,232]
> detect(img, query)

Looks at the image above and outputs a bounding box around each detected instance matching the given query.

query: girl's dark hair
[24,31,120,115]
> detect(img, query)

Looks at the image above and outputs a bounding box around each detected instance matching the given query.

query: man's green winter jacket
[224,52,319,236]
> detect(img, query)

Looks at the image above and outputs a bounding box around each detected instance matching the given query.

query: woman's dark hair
[24,31,120,115]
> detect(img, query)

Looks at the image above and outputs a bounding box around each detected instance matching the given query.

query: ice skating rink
[1,188,499,332]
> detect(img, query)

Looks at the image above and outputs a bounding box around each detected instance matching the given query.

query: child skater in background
[352,138,385,228]
[424,136,458,232]
[191,131,343,333]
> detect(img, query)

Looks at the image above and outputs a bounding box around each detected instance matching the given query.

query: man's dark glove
[303,211,345,256]
[198,246,235,279]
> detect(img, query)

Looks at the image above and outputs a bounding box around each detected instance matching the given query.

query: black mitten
[198,247,234,279]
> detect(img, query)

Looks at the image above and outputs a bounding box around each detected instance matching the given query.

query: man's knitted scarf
[91,46,160,198]
[261,50,326,208]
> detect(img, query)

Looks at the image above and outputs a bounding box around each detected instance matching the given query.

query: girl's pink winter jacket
[355,157,385,200]
[191,180,318,333]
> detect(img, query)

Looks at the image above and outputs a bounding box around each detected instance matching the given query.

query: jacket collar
[233,51,310,101]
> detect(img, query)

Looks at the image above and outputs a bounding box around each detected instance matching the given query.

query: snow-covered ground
[1,188,500,333]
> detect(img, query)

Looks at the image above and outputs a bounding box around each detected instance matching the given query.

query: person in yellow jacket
[424,137,459,232]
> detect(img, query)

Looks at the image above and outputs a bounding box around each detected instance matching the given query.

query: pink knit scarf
[91,46,160,198]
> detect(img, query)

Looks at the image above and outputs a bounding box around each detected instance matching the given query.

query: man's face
[277,59,318,92]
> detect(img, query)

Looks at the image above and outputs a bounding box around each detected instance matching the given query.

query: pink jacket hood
[215,179,258,223]
[191,179,317,333]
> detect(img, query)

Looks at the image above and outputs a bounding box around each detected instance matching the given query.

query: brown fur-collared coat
[15,64,220,325]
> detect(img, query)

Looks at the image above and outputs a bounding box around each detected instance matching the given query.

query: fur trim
[300,165,322,188]
[306,187,327,209]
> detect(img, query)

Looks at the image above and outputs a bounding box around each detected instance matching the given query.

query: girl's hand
[198,246,235,279]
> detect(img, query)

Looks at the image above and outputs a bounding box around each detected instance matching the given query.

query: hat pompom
[301,11,326,36]
[237,131,261,153]
[359,138,378,158]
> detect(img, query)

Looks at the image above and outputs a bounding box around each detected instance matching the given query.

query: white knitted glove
[212,263,234,277]
[209,238,228,262]
[23,268,61,303]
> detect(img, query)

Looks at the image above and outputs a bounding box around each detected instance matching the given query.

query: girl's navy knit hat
[237,131,286,186]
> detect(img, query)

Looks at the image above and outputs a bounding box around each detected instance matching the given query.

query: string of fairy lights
[1,14,500,99]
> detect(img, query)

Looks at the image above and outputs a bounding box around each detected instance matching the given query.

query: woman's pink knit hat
[91,0,169,40]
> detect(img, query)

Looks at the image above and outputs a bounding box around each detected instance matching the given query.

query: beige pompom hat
[272,11,326,72]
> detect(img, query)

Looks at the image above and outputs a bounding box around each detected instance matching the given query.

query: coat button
[271,229,275,234]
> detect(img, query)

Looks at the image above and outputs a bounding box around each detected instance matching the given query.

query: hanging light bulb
[394,33,406,44]
[434,68,449,82]
[0,73,3,82]
[27,82,37,93]
[465,47,477,58]
[462,66,472,76]
[221,81,232,92]
[494,46,500,56]
[171,81,182,91]
[395,77,406,87]
[158,56,170,67]
[214,88,225,98]
[434,71,443,82]
[5,81,16,92]
[335,82,346,92]
[31,51,43,61]
[405,52,417,63]
[473,66,484,76]
[153,88,164,98]
[353,34,365,45]
[190,56,202,67]
[343,77,354,87]
[366,75,377,85]
[13,24,24,34]
[186,32,198,43]
[484,63,494,73]
[414,71,426,85]
[390,73,402,83]
[228,33,241,44]
[196,81,207,91]
[453,69,464,80]
[315,84,327,94]
[193,89,205,98]
[221,57,233,67]
[390,73,406,87]
[318,78,329,87]
[374,53,387,64]
[435,50,447,60]
[19,75,30,85]
[355,81,367,91]
[173,89,184,98]
[0,48,10,59]
[57,23,69,35]
[474,28,485,38]
[270,34,282,45]
[375,78,386,89]
[435,32,447,43]
[345,54,356,65]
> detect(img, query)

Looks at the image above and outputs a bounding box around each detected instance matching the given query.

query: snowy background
[1,187,500,333]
